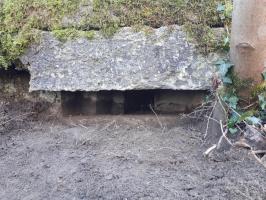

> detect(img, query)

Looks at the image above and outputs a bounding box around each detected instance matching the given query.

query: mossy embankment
[0,0,232,69]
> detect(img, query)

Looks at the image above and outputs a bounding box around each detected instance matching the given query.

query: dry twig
[204,100,217,139]
[149,104,165,131]
[203,144,217,157]
[218,120,233,146]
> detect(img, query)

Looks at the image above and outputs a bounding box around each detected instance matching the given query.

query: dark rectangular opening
[61,91,97,115]
[124,90,154,114]
[61,90,208,116]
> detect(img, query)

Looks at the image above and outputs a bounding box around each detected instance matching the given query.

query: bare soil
[0,115,266,200]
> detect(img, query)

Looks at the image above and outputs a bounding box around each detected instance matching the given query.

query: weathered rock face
[21,25,219,92]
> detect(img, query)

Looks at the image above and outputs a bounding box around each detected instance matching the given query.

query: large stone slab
[21,25,219,92]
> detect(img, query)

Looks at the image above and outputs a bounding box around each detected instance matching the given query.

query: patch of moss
[184,23,216,53]
[182,0,233,53]
[82,0,232,52]
[0,0,80,68]
[52,29,95,42]
[0,0,233,68]
[81,0,184,36]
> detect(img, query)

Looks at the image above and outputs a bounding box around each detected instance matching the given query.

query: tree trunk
[230,0,266,84]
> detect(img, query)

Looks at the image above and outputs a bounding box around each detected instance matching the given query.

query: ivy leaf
[217,3,225,12]
[246,116,262,125]
[262,71,266,81]
[223,36,230,46]
[229,128,238,134]
[259,110,266,120]
[258,94,266,110]
[227,113,239,128]
[222,76,232,84]
[215,59,225,65]
[218,63,234,77]
[226,96,239,110]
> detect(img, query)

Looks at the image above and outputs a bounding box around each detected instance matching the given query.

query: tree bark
[230,0,266,84]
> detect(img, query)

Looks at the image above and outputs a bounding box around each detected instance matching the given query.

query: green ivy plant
[217,59,266,134]
[217,1,233,51]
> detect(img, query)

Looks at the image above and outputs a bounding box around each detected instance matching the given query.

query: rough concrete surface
[0,115,266,200]
[21,26,219,92]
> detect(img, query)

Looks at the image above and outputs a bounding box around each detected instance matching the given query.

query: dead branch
[216,94,228,121]
[204,100,217,139]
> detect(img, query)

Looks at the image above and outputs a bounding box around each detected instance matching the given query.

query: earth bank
[0,114,266,200]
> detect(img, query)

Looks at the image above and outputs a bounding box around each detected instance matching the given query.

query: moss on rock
[52,28,95,42]
[0,0,80,68]
[0,0,232,68]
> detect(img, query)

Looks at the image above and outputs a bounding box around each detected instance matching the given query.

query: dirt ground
[0,115,266,200]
